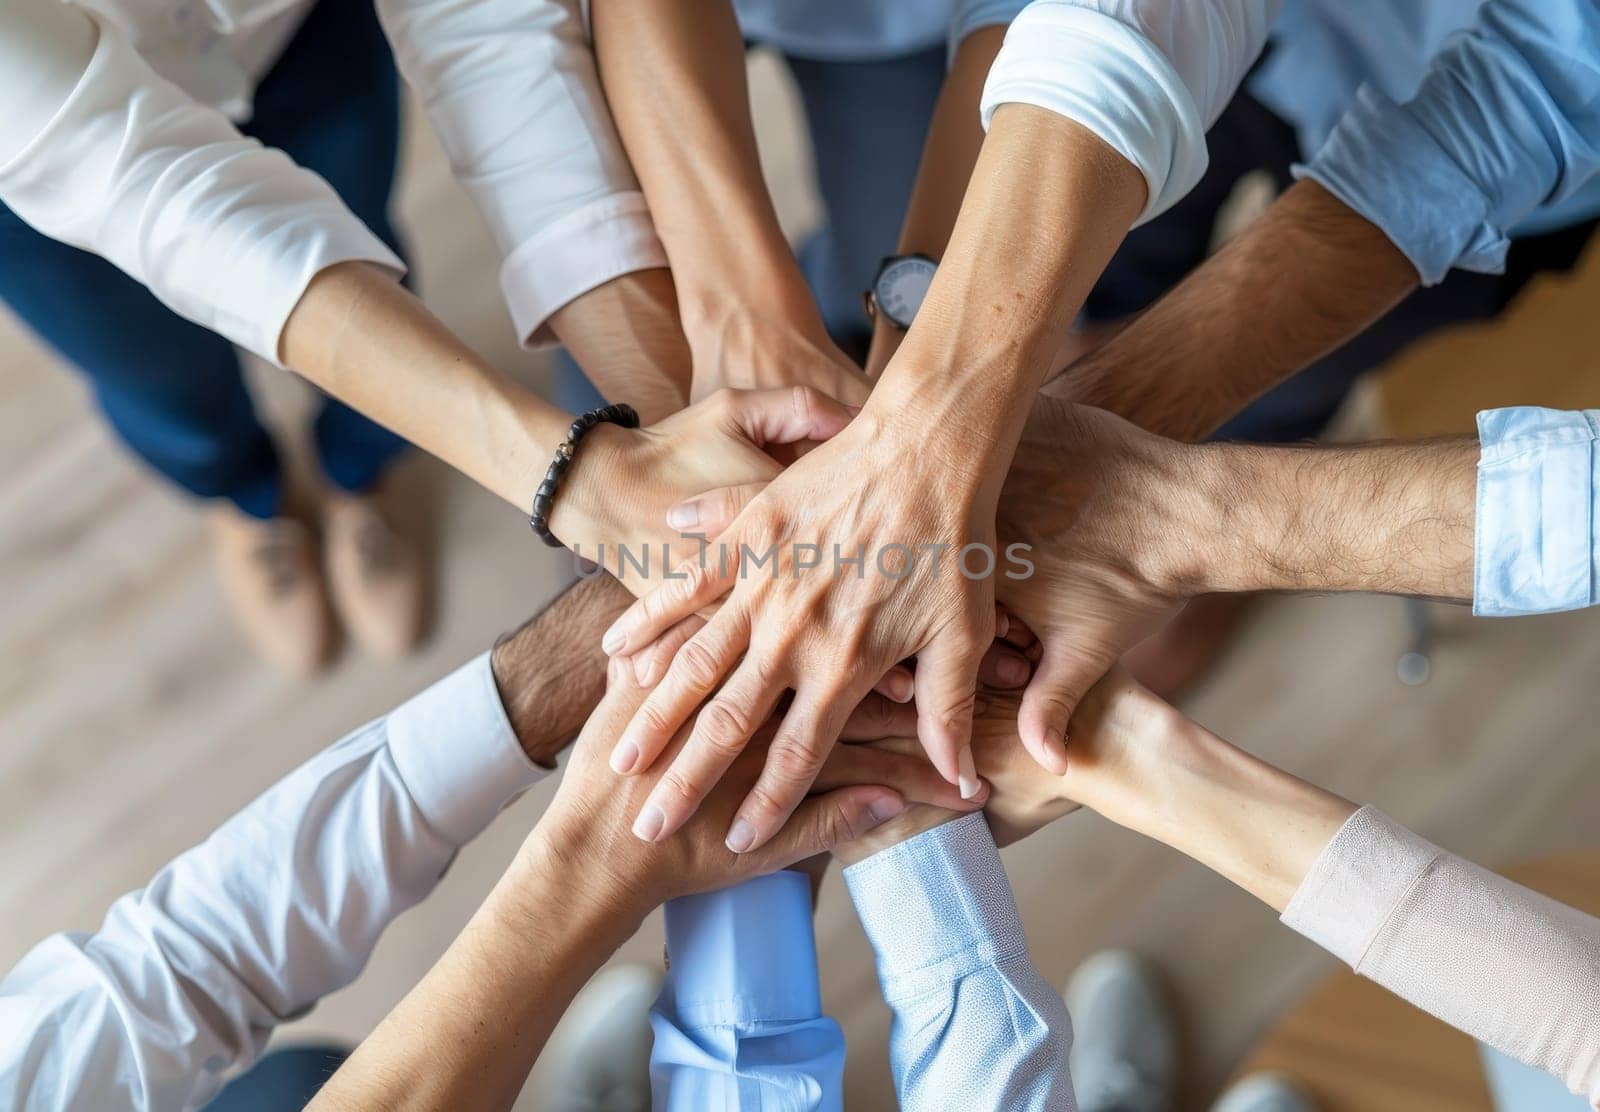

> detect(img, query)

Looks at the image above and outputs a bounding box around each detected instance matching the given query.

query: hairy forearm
[491,574,635,766]
[547,268,692,422]
[309,851,636,1111]
[1057,180,1420,441]
[878,106,1145,458]
[591,0,812,334]
[1171,437,1477,601]
[281,262,566,509]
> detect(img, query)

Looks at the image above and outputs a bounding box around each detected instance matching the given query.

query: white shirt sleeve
[0,6,403,367]
[0,652,549,1112]
[1282,806,1600,1107]
[375,0,667,349]
[979,0,1281,226]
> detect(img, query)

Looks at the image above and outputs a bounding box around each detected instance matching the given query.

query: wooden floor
[4,57,1600,1111]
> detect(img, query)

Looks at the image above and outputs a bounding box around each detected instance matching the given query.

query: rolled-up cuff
[1281,806,1440,968]
[499,192,668,349]
[1473,407,1599,616]
[660,872,822,1029]
[980,4,1205,227]
[1296,85,1506,286]
[843,813,1026,1002]
[386,651,549,846]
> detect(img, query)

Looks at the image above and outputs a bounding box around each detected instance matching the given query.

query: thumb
[666,481,766,536]
[722,385,856,448]
[1018,633,1116,775]
[755,786,906,866]
[912,624,988,798]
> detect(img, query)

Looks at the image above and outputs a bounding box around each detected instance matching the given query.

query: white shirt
[0,0,658,360]
[980,0,1600,283]
[0,0,1023,369]
[0,653,549,1110]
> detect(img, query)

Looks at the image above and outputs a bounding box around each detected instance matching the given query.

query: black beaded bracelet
[529,403,640,547]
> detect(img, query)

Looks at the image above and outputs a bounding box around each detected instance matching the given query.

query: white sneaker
[534,962,662,1112]
[1211,1073,1317,1112]
[1064,949,1180,1112]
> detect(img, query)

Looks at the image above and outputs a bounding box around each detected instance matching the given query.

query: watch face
[875,256,937,328]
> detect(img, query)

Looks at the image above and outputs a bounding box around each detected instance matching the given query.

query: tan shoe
[322,486,426,659]
[210,506,336,678]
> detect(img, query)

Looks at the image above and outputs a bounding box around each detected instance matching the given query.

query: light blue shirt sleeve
[1475,406,1600,617]
[649,872,844,1111]
[950,0,1030,55]
[843,813,1075,1111]
[1298,0,1600,285]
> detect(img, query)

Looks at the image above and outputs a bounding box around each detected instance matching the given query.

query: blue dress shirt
[648,814,1073,1110]
[1476,407,1600,616]
[1253,0,1600,284]
[650,872,845,1110]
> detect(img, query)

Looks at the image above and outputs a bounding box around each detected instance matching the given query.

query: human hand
[524,652,986,924]
[687,301,871,409]
[598,401,1012,854]
[547,386,855,595]
[994,398,1215,773]
[846,664,1199,863]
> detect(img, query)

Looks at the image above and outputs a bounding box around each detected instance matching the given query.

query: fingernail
[666,501,699,530]
[957,746,980,800]
[888,672,913,702]
[610,739,640,774]
[725,818,757,853]
[867,795,905,825]
[601,625,626,655]
[998,653,1029,686]
[632,803,665,842]
[995,610,1010,638]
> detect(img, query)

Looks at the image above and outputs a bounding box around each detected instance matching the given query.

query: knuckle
[674,638,723,688]
[656,768,702,807]
[771,733,831,783]
[698,700,755,754]
[636,698,678,741]
[743,781,790,823]
[820,801,860,847]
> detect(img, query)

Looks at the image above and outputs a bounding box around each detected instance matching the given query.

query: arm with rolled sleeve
[649,872,845,1111]
[374,0,667,348]
[1299,0,1600,285]
[980,0,1281,226]
[0,653,548,1112]
[1475,406,1600,616]
[845,813,1075,1111]
[0,0,401,366]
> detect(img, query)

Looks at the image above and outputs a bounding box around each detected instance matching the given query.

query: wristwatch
[862,253,937,331]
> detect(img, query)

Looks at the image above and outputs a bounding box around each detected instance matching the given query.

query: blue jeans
[0,0,409,519]
[203,1045,350,1111]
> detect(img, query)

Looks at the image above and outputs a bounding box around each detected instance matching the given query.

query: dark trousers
[0,0,410,518]
[203,1045,350,1111]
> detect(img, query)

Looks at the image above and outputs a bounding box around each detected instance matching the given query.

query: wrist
[832,804,957,867]
[1145,442,1273,597]
[544,421,633,551]
[1097,716,1354,911]
[513,822,650,942]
